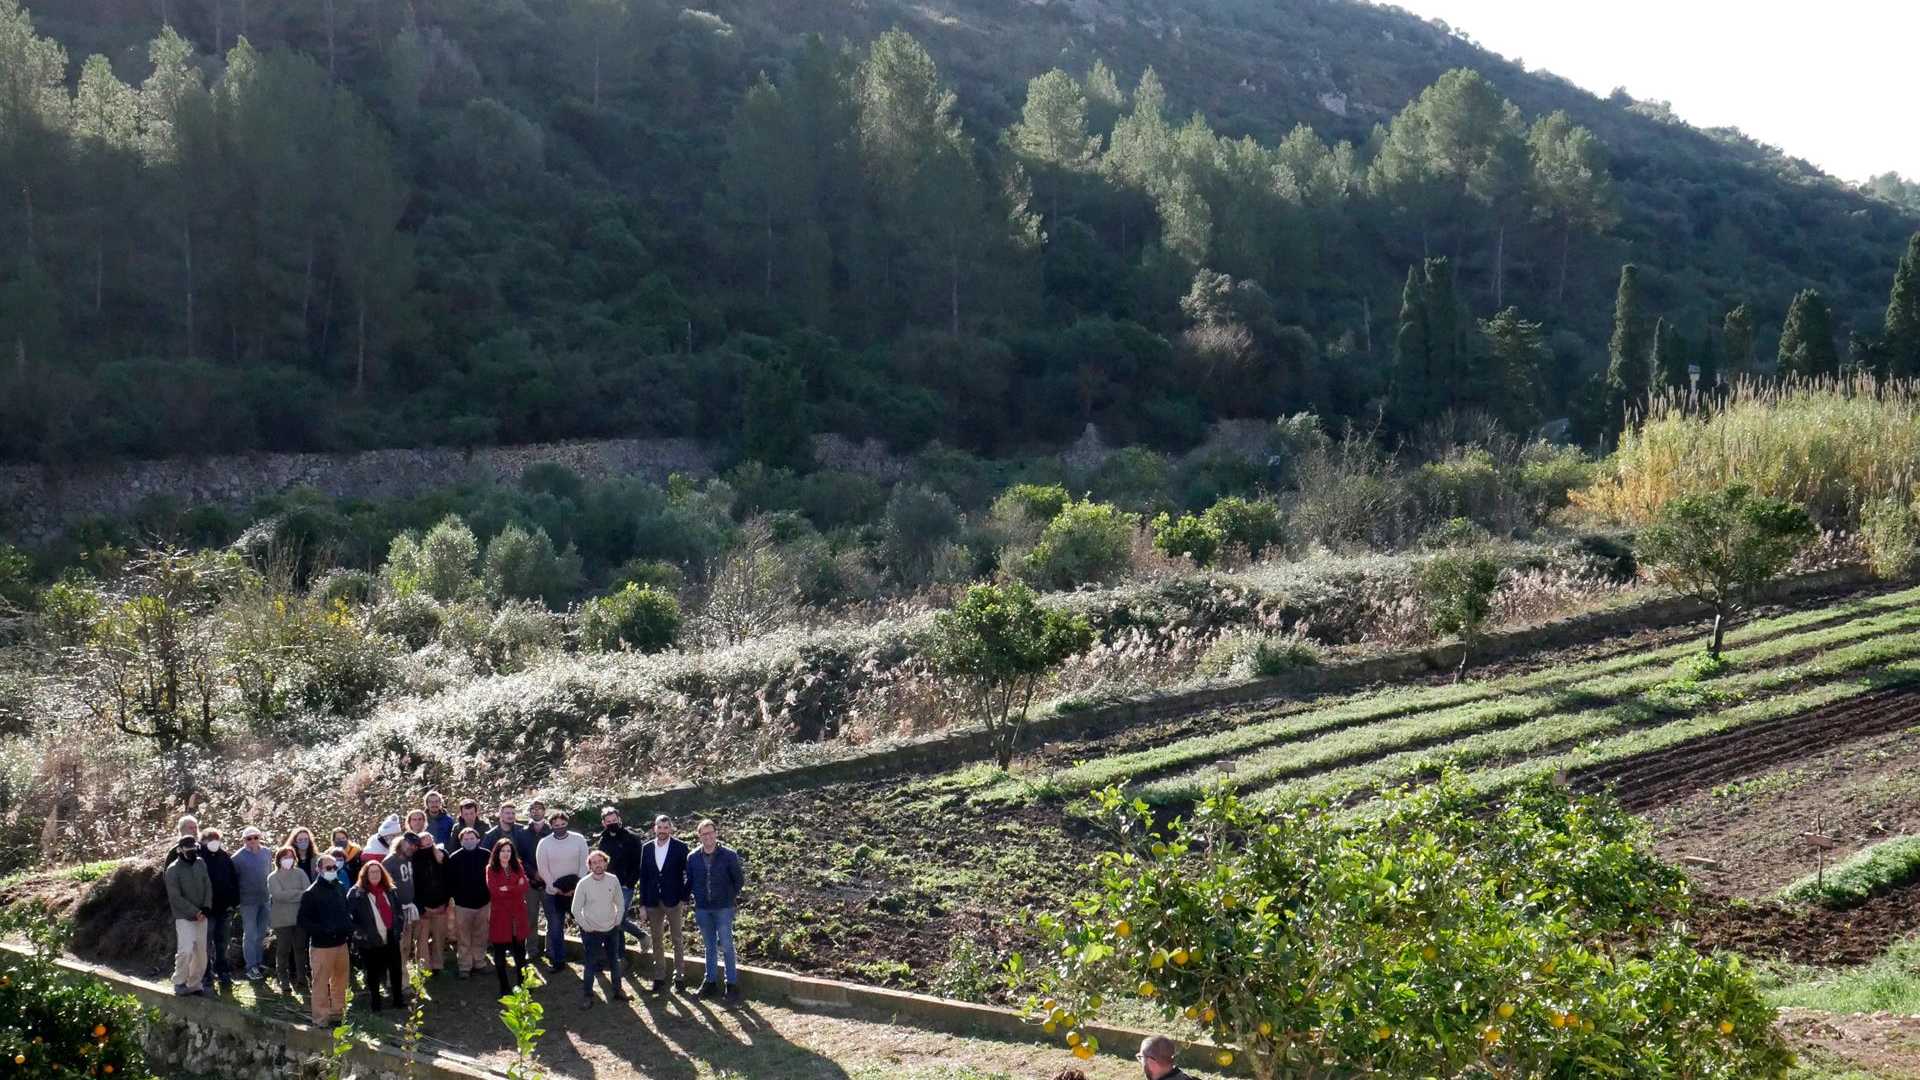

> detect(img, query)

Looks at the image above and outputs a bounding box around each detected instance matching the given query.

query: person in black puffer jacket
[445,827,493,978]
[199,827,241,992]
[410,835,451,974]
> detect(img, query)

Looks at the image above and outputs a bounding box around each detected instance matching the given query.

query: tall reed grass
[1575,377,1920,526]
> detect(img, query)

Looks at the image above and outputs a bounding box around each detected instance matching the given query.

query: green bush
[1201,495,1284,558]
[578,583,681,653]
[1420,516,1494,551]
[1150,512,1224,566]
[386,514,479,601]
[310,568,377,607]
[995,483,1071,523]
[36,579,101,648]
[482,522,582,606]
[1778,834,1920,910]
[0,913,153,1078]
[0,544,34,612]
[1025,776,1793,1079]
[369,590,445,650]
[1023,500,1139,590]
[1088,447,1172,514]
[1861,495,1920,580]
[881,484,961,587]
[1197,632,1318,679]
[611,558,686,594]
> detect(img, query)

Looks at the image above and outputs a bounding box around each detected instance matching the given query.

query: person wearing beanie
[363,814,406,860]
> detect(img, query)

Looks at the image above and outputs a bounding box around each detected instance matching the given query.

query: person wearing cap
[685,818,744,1002]
[482,802,540,952]
[164,836,213,996]
[363,813,406,860]
[594,806,646,949]
[573,849,628,1008]
[231,826,274,982]
[447,826,493,978]
[534,808,589,968]
[198,826,241,992]
[638,814,690,994]
[1136,1035,1193,1079]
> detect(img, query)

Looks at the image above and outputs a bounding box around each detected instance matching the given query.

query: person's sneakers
[249,966,267,981]
[219,977,233,992]
[673,975,688,994]
[697,981,719,999]
[611,989,631,1002]
[581,996,595,1010]
[650,979,666,994]
[724,983,742,1004]
[172,984,191,996]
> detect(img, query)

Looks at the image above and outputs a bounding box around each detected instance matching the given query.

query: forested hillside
[0,0,1913,466]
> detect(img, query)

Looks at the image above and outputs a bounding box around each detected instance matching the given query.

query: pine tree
[1603,263,1650,437]
[1010,69,1100,222]
[1476,306,1549,430]
[1778,288,1840,378]
[1885,233,1920,378]
[1723,303,1755,378]
[1082,59,1126,138]
[1526,110,1617,307]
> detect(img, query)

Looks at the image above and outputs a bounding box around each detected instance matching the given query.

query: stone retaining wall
[623,566,1875,816]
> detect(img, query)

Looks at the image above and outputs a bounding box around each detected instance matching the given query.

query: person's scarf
[365,880,393,942]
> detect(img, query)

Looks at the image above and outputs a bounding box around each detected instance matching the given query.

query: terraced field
[987,584,1920,814]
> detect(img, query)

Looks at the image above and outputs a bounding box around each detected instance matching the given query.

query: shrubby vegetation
[1022,777,1793,1079]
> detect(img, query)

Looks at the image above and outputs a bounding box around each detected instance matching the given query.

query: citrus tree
[1636,485,1814,659]
[0,911,152,1078]
[928,581,1093,768]
[1419,551,1500,681]
[1018,776,1793,1079]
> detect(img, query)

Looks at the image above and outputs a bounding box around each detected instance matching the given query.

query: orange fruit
[1421,945,1437,962]
[1067,1032,1082,1047]
[1149,950,1167,970]
[1215,1050,1235,1067]
[1171,948,1190,966]
[1138,981,1156,998]
[1072,1045,1094,1061]
[1257,1021,1273,1037]
[1719,1020,1734,1036]
[1375,1025,1392,1041]
[1114,920,1132,938]
[1497,1003,1515,1019]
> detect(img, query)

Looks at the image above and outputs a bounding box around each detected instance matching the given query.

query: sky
[1389,1,1918,183]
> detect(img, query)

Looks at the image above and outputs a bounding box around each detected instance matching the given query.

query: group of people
[159,792,746,1026]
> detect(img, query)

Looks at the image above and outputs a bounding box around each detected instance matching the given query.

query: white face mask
[280,858,295,870]
[204,840,222,853]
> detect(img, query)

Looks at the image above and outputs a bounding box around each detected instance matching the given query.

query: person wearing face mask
[483,802,541,953]
[197,827,240,993]
[638,814,690,995]
[348,860,410,1011]
[231,827,274,983]
[534,809,589,969]
[573,850,628,1008]
[594,807,645,950]
[1135,1035,1194,1080]
[331,828,364,883]
[284,827,318,880]
[267,844,310,994]
[446,826,493,978]
[298,853,355,1025]
[164,836,213,996]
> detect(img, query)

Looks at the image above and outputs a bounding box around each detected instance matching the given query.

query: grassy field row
[989,587,1920,804]
[1252,633,1920,810]
[1128,606,1920,805]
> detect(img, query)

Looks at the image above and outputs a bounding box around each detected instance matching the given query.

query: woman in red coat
[485,838,532,996]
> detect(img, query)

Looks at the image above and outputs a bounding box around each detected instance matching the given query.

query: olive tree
[1637,485,1815,658]
[928,581,1093,768]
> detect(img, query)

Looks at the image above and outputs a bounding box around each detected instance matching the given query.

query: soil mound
[2,856,174,974]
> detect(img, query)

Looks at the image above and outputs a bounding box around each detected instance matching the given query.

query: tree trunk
[949,246,960,336]
[1556,220,1571,309]
[1493,221,1505,310]
[1361,293,1372,355]
[323,0,337,79]
[355,297,368,396]
[1709,608,1727,659]
[764,202,774,303]
[94,237,104,314]
[300,232,314,329]
[1455,641,1469,684]
[21,181,33,256]
[183,220,195,358]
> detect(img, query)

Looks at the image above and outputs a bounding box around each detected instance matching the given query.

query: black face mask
[604,823,622,833]
[179,850,198,862]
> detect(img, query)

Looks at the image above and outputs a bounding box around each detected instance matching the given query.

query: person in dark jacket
[347,859,409,1011]
[685,818,745,1002]
[410,829,451,974]
[483,802,541,952]
[1137,1034,1196,1080]
[446,826,493,978]
[297,853,355,1027]
[638,814,691,994]
[595,806,646,948]
[423,791,457,849]
[198,827,240,992]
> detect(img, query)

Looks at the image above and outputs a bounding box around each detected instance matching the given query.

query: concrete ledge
[2,943,507,1079]
[554,931,1250,1074]
[623,566,1875,816]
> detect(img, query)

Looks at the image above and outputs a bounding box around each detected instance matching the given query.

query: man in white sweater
[534,809,590,969]
[573,850,627,1007]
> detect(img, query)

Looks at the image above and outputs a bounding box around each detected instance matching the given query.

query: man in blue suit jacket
[637,814,691,994]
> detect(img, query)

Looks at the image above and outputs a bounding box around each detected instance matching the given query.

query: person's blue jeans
[581,930,620,998]
[618,885,644,947]
[202,910,231,986]
[239,901,270,973]
[694,907,736,986]
[543,893,569,964]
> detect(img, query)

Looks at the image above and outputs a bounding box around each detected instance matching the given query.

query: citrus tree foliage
[1636,485,1815,657]
[1419,551,1500,681]
[577,583,680,653]
[0,910,153,1078]
[1020,777,1793,1079]
[928,581,1092,768]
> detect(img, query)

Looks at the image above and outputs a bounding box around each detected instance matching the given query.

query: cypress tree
[1695,323,1719,392]
[1778,288,1840,378]
[1423,256,1460,410]
[1651,317,1689,393]
[1392,263,1430,424]
[1886,233,1920,378]
[1603,264,1649,436]
[1723,302,1755,378]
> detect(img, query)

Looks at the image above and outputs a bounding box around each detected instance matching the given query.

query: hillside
[0,0,1912,466]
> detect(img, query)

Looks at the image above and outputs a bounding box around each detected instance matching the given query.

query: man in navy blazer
[637,814,691,994]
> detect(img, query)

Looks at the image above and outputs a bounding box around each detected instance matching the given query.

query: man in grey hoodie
[164,836,214,995]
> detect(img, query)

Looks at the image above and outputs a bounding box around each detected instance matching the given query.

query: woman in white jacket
[573,850,627,1007]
